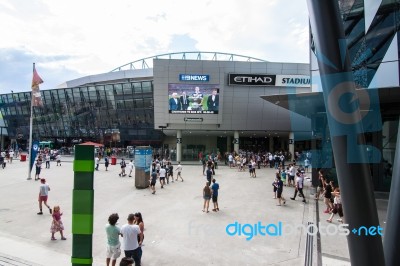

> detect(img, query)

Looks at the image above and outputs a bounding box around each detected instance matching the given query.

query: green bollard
[71,145,94,265]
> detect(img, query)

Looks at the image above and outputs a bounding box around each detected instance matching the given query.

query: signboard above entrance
[228,74,310,87]
[179,74,210,82]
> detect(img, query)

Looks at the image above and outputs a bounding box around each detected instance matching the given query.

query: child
[50,205,66,240]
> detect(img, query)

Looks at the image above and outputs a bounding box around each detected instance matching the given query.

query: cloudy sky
[0,0,310,93]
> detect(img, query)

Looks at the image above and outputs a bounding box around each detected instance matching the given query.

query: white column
[234,131,239,154]
[176,130,182,162]
[289,132,294,162]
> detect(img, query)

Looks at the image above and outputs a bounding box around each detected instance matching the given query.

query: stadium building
[0,52,311,161]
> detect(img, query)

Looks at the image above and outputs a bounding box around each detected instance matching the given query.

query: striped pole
[72,145,94,265]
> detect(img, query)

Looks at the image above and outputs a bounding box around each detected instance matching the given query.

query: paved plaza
[0,156,387,265]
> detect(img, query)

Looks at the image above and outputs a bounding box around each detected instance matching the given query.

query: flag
[31,64,43,107]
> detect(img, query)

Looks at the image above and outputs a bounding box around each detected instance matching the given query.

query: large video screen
[168,83,220,114]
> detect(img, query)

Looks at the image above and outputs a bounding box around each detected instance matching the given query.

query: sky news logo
[225,221,384,241]
[179,74,210,81]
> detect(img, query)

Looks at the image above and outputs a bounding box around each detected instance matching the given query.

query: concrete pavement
[0,157,387,265]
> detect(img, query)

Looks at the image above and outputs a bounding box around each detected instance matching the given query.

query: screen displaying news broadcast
[168,83,220,114]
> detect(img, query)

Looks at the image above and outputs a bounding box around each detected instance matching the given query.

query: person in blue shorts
[211,179,220,212]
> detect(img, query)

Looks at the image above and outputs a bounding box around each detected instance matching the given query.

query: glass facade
[312,0,400,88]
[0,79,162,149]
[340,0,400,87]
[307,0,400,191]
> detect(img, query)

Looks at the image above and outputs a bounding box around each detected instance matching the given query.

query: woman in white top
[326,187,344,223]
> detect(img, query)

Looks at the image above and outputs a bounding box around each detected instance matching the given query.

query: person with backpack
[119,158,127,177]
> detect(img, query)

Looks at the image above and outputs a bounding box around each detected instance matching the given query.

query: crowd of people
[315,170,344,223]
[106,212,144,266]
[13,144,342,265]
[0,147,19,168]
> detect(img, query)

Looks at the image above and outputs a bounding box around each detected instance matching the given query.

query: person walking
[211,179,220,212]
[251,159,257,177]
[50,205,66,240]
[150,171,157,195]
[128,160,134,177]
[323,179,334,213]
[119,158,127,177]
[290,171,306,203]
[202,157,207,175]
[287,164,295,187]
[304,158,310,173]
[120,214,143,266]
[175,162,183,181]
[167,162,174,183]
[272,175,278,199]
[106,213,121,266]
[275,175,286,206]
[326,187,344,223]
[56,153,61,166]
[206,167,213,185]
[202,182,211,213]
[314,170,325,200]
[104,156,110,171]
[34,156,43,180]
[0,154,5,169]
[159,166,166,188]
[45,153,51,169]
[228,153,234,168]
[133,213,144,263]
[9,150,14,164]
[95,155,100,171]
[38,178,52,215]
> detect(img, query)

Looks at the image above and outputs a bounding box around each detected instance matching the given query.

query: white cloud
[0,0,310,92]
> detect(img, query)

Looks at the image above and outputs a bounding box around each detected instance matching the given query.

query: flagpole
[27,63,35,180]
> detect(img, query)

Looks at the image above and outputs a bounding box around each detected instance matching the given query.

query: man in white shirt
[175,162,184,181]
[288,164,296,187]
[228,154,233,168]
[159,166,166,188]
[290,171,306,203]
[120,214,143,266]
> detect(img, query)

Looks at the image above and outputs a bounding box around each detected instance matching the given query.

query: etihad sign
[228,74,310,88]
[228,74,276,86]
